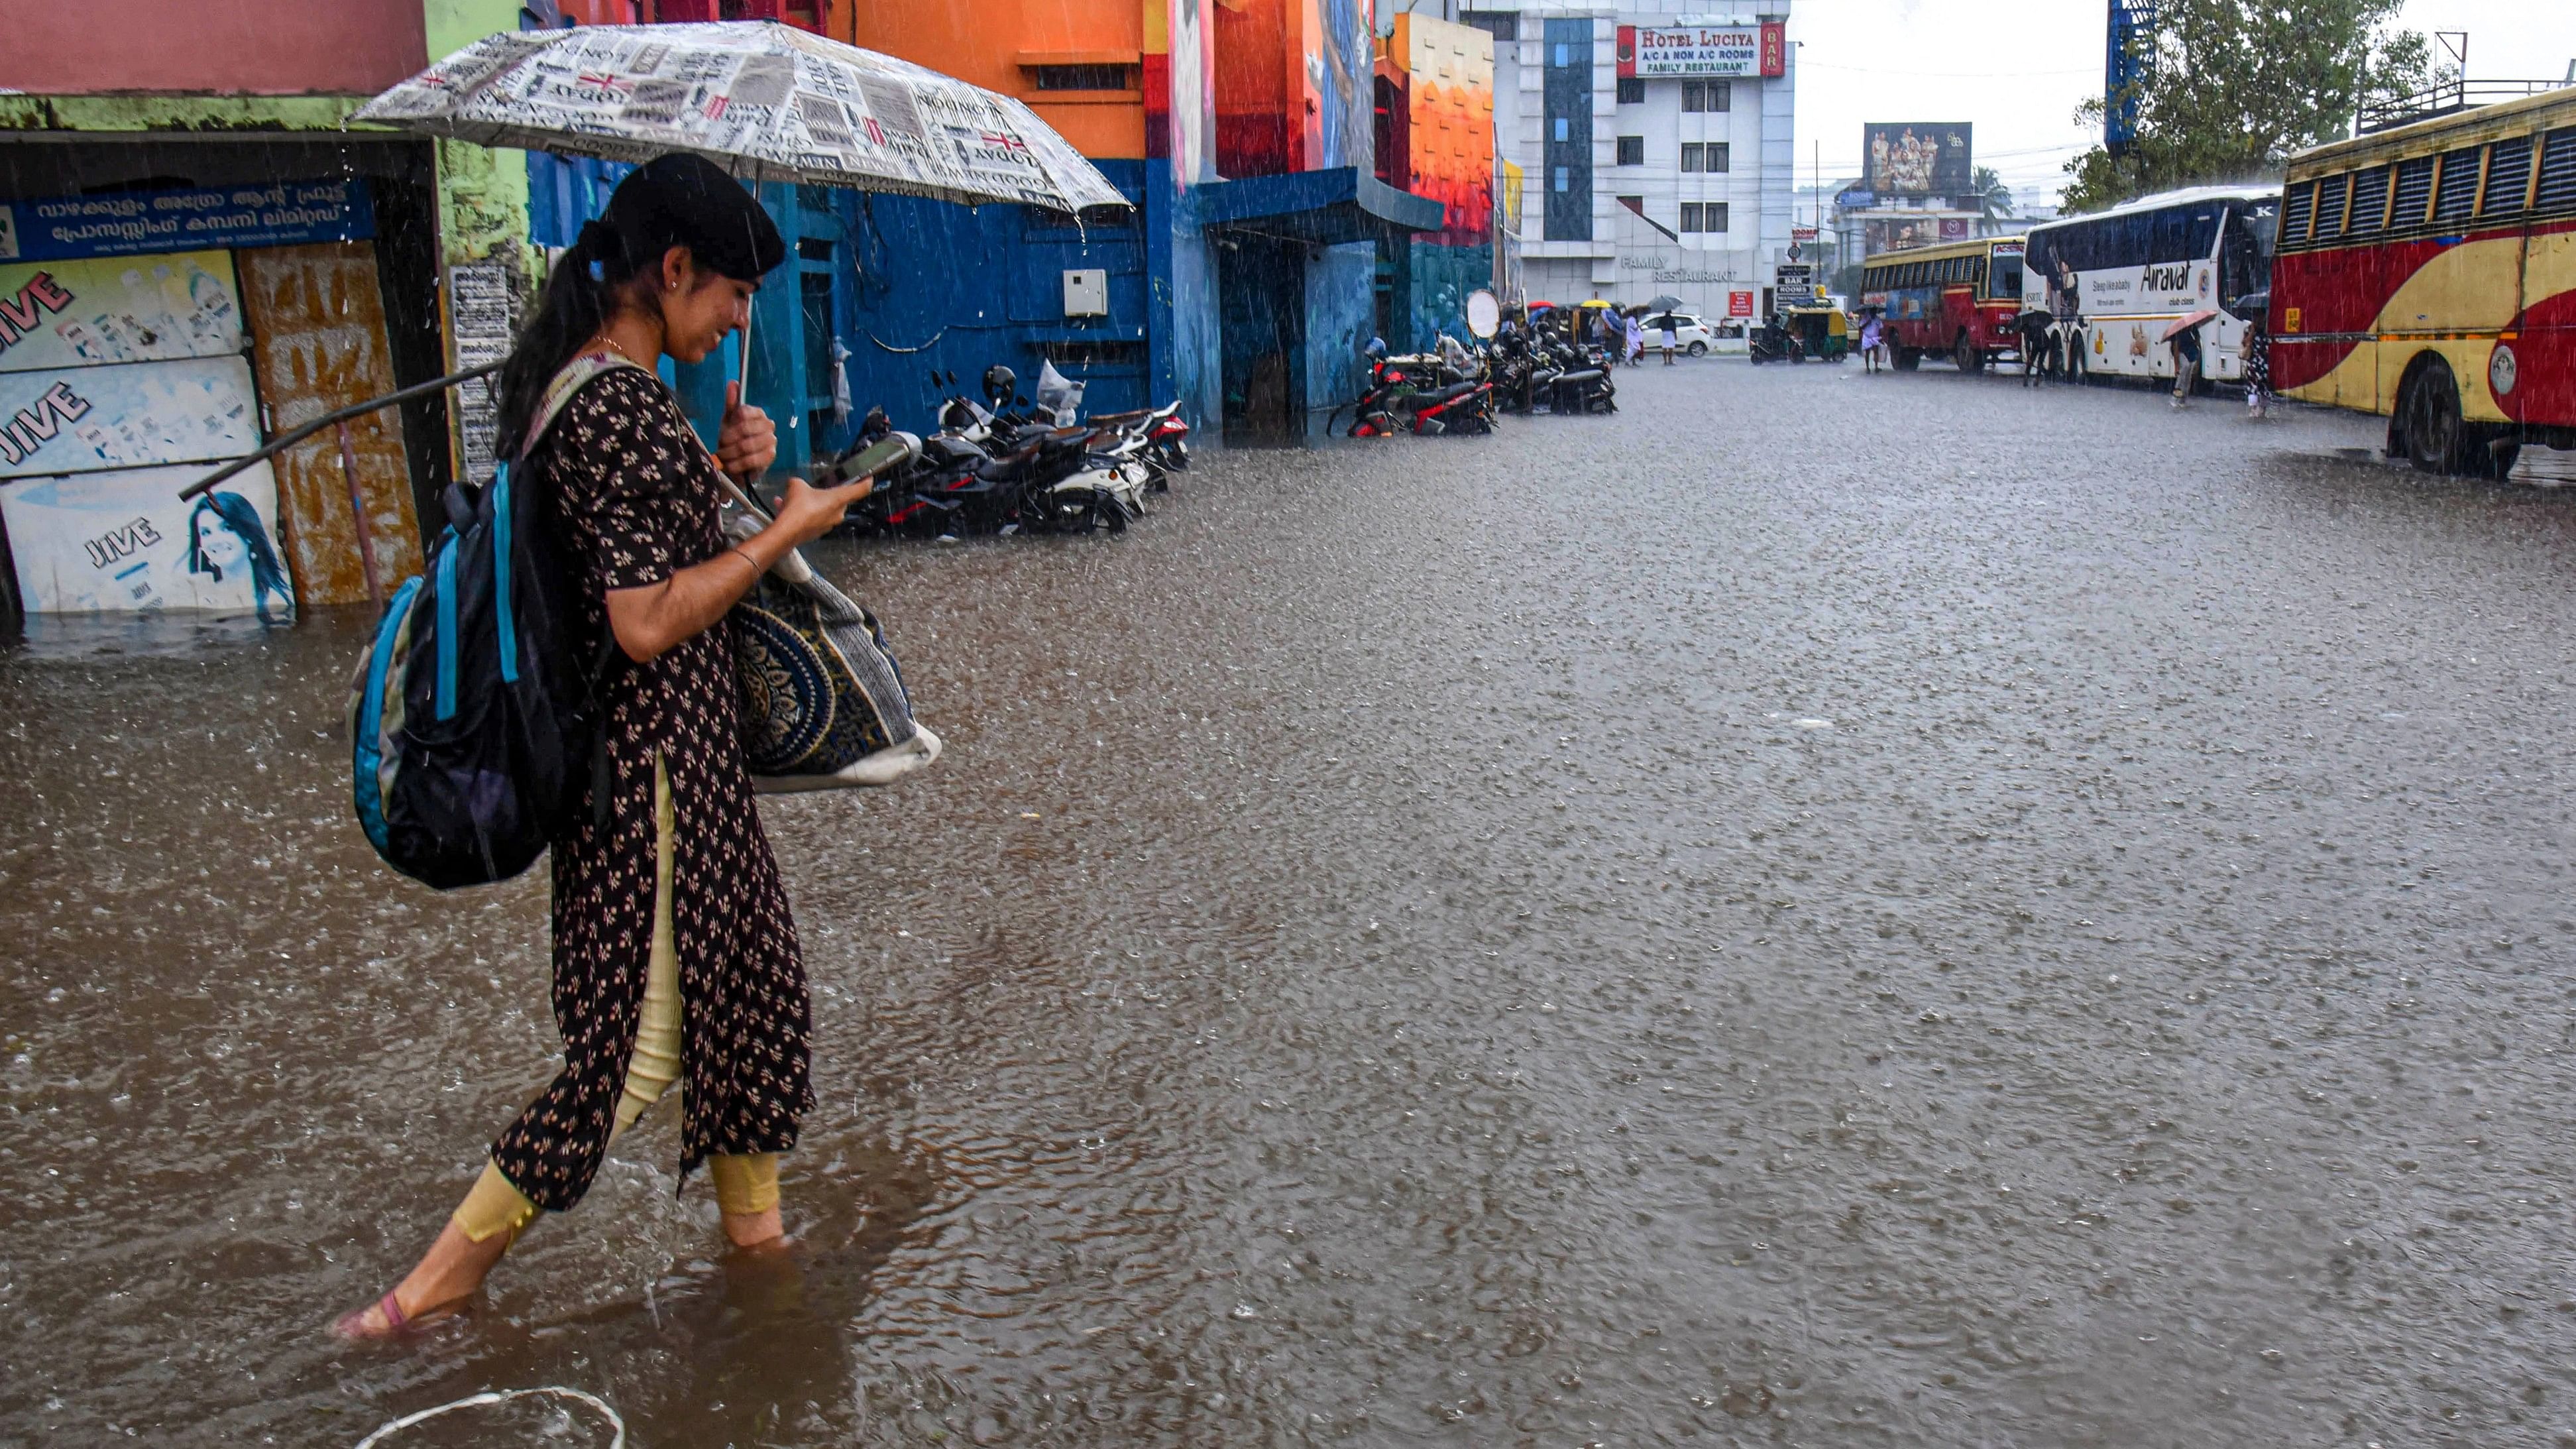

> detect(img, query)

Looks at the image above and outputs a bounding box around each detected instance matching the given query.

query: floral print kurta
[490,359,812,1212]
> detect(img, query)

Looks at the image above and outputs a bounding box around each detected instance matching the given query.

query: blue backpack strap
[491,351,640,688]
[492,461,517,683]
[355,574,425,850]
[433,536,461,721]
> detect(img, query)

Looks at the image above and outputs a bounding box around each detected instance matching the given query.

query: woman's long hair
[492,154,787,461]
[494,219,647,462]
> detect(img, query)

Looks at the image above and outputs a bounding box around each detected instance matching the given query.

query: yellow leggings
[455,758,777,1242]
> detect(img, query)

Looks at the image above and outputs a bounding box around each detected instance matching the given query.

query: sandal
[330,1288,463,1342]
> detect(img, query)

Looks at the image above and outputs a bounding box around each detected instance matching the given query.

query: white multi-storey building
[1466,3,1796,326]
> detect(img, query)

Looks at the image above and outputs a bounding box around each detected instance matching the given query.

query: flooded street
[10,361,2576,1447]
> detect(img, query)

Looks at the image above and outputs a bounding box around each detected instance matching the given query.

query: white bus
[2021,184,2281,384]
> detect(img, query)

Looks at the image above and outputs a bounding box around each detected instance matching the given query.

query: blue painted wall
[1408,241,1495,352]
[523,155,1178,464]
[828,162,1150,439]
[1304,241,1376,440]
[1150,166,1224,436]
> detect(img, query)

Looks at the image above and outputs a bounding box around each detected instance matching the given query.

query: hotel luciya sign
[1617,21,1788,79]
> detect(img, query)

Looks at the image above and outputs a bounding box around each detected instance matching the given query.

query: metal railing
[2359,78,2573,135]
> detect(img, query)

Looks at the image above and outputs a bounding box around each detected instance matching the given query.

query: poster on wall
[0,355,261,479]
[0,180,372,264]
[1865,215,1951,256]
[1863,123,1973,199]
[1,460,294,619]
[0,250,243,374]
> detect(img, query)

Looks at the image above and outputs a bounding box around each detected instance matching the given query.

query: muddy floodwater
[7,363,2576,1448]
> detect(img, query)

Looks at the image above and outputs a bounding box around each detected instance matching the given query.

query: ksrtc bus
[2270,86,2576,478]
[1858,235,2026,373]
[2021,185,2279,386]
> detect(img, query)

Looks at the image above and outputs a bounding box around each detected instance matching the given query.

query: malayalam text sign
[0,180,374,264]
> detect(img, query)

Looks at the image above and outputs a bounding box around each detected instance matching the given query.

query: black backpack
[347,355,620,890]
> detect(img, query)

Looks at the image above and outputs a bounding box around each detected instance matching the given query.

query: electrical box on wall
[1062,268,1109,318]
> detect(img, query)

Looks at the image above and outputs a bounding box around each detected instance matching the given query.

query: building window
[1030,64,1133,91]
[1617,135,1645,166]
[1680,202,1702,231]
[1683,80,1733,113]
[1464,12,1516,42]
[1681,143,1703,172]
[1617,77,1645,105]
[1543,18,1593,242]
[1618,194,1646,214]
[1707,142,1730,173]
[1698,203,1728,233]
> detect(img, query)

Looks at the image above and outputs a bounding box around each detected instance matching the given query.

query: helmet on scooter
[982,365,1017,404]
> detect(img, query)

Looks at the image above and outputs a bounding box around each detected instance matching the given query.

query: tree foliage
[2059,0,2442,214]
[1974,166,2015,222]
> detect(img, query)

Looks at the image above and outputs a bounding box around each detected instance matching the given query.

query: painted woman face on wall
[195,511,246,577]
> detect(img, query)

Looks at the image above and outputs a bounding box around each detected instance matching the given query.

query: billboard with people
[1864,123,1973,198]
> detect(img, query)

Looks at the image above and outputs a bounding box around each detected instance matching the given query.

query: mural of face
[195,508,247,578]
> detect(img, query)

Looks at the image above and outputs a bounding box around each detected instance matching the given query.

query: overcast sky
[1788,0,2576,209]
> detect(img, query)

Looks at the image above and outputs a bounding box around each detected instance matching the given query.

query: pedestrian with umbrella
[2165,310,2215,410]
[326,20,1129,1342]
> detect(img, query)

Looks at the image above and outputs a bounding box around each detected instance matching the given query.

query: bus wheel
[1954,333,1984,374]
[2400,357,2473,475]
[1893,347,1922,372]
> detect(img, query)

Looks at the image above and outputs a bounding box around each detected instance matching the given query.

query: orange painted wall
[838,0,1147,159]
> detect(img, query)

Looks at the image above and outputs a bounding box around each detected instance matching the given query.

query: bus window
[2432,146,2480,222]
[1988,252,2023,300]
[2280,179,2316,245]
[2221,211,2270,312]
[2540,128,2576,213]
[2314,174,2350,239]
[2483,136,2535,215]
[2349,165,2391,233]
[2391,154,2436,226]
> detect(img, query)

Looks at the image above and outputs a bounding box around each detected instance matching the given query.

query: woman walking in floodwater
[335,154,873,1340]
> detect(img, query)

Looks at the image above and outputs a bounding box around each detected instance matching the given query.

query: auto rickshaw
[1782,306,1850,362]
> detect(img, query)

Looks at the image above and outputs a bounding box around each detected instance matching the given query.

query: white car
[1641,313,1717,355]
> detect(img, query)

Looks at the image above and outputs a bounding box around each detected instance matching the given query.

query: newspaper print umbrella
[355,21,1128,213]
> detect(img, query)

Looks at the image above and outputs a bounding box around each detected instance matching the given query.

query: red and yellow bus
[1858,235,2026,373]
[2271,87,2576,478]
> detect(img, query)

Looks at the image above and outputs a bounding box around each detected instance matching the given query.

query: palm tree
[1974,166,2015,235]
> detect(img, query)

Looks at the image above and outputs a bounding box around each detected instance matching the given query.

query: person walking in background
[2243,309,2272,418]
[2169,318,2204,409]
[1858,312,1884,374]
[2019,308,2052,389]
[331,154,877,1342]
[1595,305,1621,366]
[2050,261,2084,385]
[1624,310,1646,367]
[1659,312,1679,366]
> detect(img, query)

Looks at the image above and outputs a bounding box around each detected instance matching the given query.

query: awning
[1196,166,1444,246]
